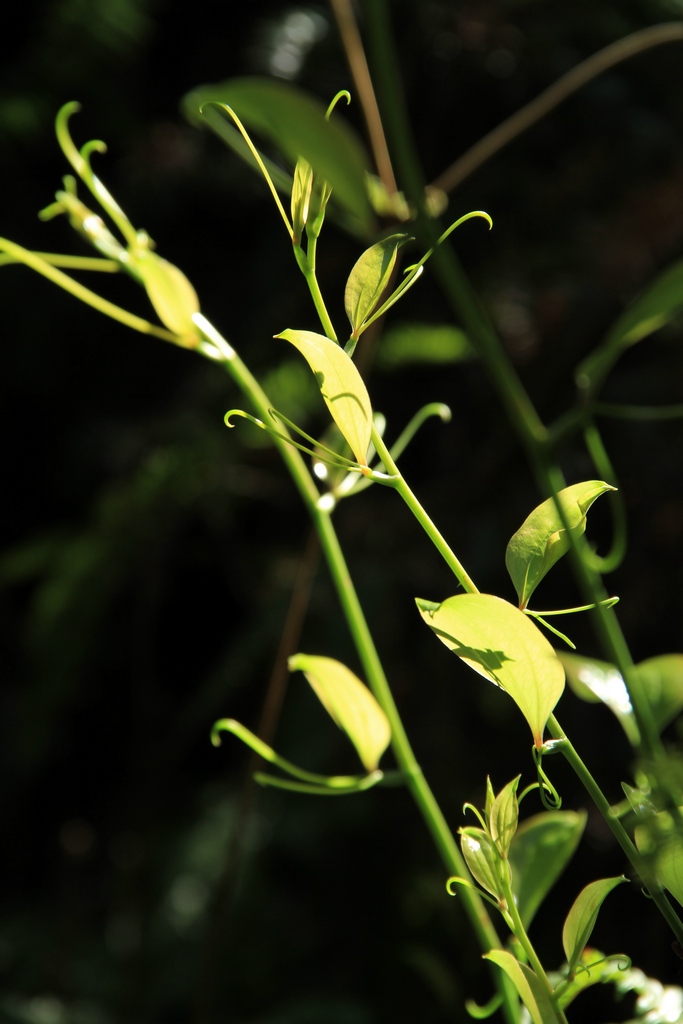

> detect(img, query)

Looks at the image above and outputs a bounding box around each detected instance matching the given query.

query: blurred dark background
[2,1,683,1021]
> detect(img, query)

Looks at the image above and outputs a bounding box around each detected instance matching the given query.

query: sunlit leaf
[558,651,638,746]
[133,248,200,348]
[344,233,409,337]
[577,260,683,390]
[460,828,503,901]
[291,156,314,244]
[490,776,520,859]
[505,481,614,609]
[276,329,372,466]
[416,594,565,747]
[509,810,586,928]
[288,654,391,772]
[560,651,683,745]
[182,76,374,236]
[562,876,626,973]
[483,950,555,1024]
[635,811,683,907]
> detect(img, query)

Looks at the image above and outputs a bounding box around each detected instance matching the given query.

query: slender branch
[582,420,627,573]
[294,241,338,341]
[193,312,511,985]
[329,0,398,196]
[431,23,683,195]
[0,239,178,343]
[500,877,568,1024]
[364,0,667,757]
[364,0,683,945]
[371,425,480,593]
[0,252,119,271]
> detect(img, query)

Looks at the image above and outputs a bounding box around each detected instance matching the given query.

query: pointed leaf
[460,828,504,901]
[277,329,372,466]
[485,776,496,823]
[489,776,520,858]
[483,950,556,1024]
[577,260,683,389]
[562,876,626,972]
[622,782,656,819]
[133,248,200,347]
[509,810,586,928]
[344,233,409,336]
[602,260,683,347]
[635,811,683,907]
[182,76,374,235]
[416,593,565,747]
[506,481,615,608]
[288,654,390,772]
[558,651,638,745]
[291,156,314,243]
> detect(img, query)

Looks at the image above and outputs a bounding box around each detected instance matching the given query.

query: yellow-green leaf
[562,876,626,972]
[460,828,504,901]
[344,233,409,337]
[416,593,565,747]
[505,481,615,609]
[291,156,314,244]
[489,775,520,858]
[133,248,200,348]
[276,329,372,466]
[288,654,391,772]
[483,950,556,1024]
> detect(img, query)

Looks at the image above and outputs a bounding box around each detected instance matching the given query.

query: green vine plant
[4,30,683,1023]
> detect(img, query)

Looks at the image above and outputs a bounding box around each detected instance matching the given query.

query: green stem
[293,239,338,342]
[0,238,178,343]
[582,419,627,573]
[364,0,682,949]
[547,714,683,946]
[500,876,568,1024]
[212,718,379,789]
[364,0,663,768]
[0,252,120,272]
[55,102,139,248]
[371,425,480,593]
[193,313,507,965]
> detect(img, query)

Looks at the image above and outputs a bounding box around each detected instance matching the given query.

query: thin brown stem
[329,0,399,196]
[431,23,683,195]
